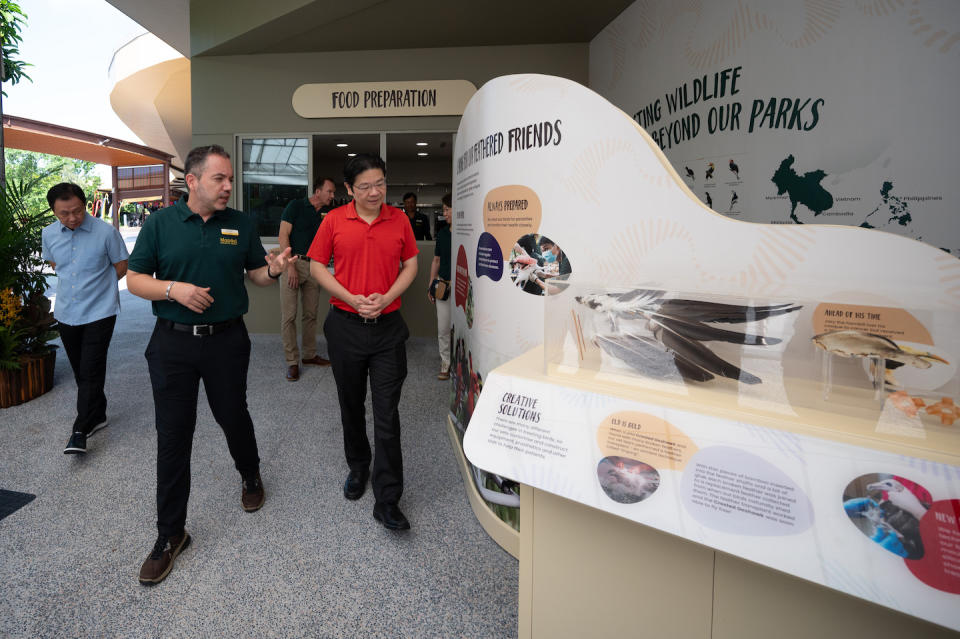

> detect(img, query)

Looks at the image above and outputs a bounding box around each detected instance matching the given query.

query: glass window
[384,132,453,240]
[240,137,308,236]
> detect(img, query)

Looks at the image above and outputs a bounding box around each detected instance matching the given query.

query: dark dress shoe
[302,355,331,366]
[286,365,299,381]
[241,472,265,512]
[343,469,368,500]
[139,531,191,586]
[373,503,411,530]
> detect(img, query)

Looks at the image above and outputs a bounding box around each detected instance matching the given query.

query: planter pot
[0,349,57,408]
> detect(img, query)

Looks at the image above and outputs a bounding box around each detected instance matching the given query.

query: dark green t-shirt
[128,199,267,323]
[434,225,451,280]
[280,196,325,255]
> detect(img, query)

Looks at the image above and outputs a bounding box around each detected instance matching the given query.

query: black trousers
[145,319,260,537]
[324,308,409,505]
[58,314,117,434]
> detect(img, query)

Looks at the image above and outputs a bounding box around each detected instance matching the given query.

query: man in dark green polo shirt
[278,177,335,381]
[402,192,432,241]
[126,144,296,586]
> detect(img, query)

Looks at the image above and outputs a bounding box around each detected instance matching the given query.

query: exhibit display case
[450,72,960,635]
[544,284,960,455]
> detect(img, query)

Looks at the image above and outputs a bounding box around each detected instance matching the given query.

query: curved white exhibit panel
[452,73,960,633]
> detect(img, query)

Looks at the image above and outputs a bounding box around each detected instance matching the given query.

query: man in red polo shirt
[307,154,418,530]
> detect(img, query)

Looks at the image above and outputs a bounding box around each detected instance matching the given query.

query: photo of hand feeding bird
[573,289,802,385]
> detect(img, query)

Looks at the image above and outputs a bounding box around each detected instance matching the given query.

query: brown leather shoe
[242,473,265,512]
[286,365,299,381]
[138,531,191,586]
[302,355,331,366]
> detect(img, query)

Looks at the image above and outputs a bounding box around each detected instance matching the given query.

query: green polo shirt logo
[220,228,239,246]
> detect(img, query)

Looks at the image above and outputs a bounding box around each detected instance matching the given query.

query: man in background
[428,193,453,380]
[402,192,432,241]
[42,183,128,455]
[278,177,336,381]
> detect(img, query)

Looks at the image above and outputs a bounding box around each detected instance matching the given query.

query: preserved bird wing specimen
[577,289,801,385]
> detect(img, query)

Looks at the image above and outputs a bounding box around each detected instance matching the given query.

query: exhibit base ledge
[446,415,520,559]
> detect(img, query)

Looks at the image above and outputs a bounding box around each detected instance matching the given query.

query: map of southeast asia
[771,155,833,223]
[769,156,929,246]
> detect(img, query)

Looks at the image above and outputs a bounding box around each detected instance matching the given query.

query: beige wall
[190,43,588,139]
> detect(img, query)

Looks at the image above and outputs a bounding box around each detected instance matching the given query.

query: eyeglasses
[353,179,386,194]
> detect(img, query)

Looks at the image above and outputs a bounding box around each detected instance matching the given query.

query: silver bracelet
[165,281,175,301]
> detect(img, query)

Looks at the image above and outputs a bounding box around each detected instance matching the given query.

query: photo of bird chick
[729,190,738,211]
[729,158,740,180]
[575,289,801,385]
[705,162,715,180]
[705,191,713,209]
[597,456,661,504]
[685,166,695,182]
[812,329,949,388]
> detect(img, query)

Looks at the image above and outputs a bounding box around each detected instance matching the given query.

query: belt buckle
[192,324,212,336]
[361,315,377,325]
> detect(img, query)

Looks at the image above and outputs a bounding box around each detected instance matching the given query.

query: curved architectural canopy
[109,33,191,167]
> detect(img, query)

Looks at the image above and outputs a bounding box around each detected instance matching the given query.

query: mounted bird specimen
[812,329,949,388]
[575,289,801,385]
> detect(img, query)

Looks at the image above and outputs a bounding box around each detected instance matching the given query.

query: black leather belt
[158,317,241,336]
[295,254,312,262]
[331,305,393,325]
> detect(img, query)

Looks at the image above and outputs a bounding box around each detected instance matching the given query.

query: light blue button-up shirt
[41,214,129,326]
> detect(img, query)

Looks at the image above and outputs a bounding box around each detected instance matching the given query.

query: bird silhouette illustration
[705,162,715,180]
[729,190,738,211]
[729,159,740,179]
[705,192,713,208]
[685,166,695,181]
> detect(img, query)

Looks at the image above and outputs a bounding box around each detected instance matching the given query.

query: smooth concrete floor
[0,257,518,638]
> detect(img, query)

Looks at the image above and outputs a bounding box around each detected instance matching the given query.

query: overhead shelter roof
[2,115,175,168]
[104,0,633,58]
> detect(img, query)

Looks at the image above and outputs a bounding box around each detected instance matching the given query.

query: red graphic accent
[454,245,469,310]
[893,475,933,509]
[906,499,960,594]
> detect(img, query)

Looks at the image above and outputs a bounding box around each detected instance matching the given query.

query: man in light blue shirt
[42,183,129,455]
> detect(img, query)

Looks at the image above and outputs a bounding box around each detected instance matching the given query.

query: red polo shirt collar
[343,200,394,222]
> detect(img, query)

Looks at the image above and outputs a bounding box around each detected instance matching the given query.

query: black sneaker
[64,431,87,454]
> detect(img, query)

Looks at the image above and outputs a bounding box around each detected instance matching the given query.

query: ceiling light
[416,142,428,147]
[417,152,428,157]
[336,143,348,148]
[347,152,357,157]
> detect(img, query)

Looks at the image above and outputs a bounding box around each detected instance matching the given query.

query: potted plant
[0,176,59,408]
